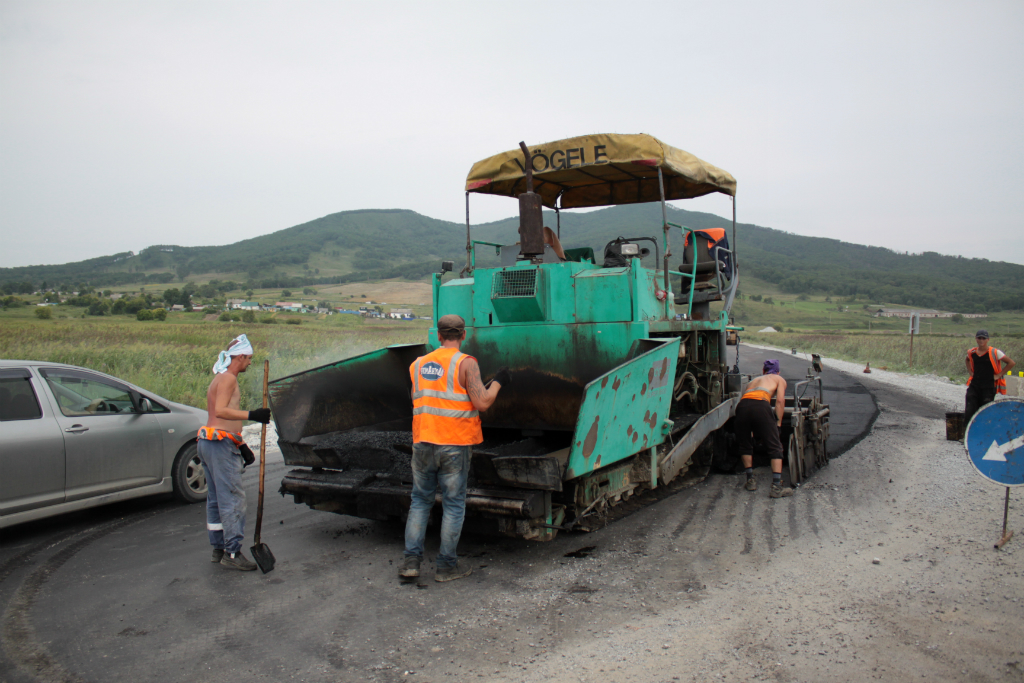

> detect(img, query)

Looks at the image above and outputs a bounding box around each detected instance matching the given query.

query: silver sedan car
[1,360,209,528]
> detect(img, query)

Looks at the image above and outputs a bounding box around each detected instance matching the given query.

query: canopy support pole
[658,167,670,320]
[555,207,560,239]
[732,195,737,270]
[465,192,472,275]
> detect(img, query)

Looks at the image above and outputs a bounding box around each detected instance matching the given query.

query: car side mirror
[138,397,152,413]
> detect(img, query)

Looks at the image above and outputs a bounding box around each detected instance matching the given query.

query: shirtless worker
[964,330,1016,423]
[737,359,792,498]
[399,314,508,583]
[198,334,271,571]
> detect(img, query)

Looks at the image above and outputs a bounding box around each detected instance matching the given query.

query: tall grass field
[744,332,1023,384]
[0,318,426,409]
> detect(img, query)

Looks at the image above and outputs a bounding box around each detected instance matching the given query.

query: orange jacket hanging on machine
[410,347,483,445]
[966,346,1007,395]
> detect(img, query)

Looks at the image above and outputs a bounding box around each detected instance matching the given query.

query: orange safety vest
[410,347,483,446]
[966,346,1007,394]
[197,426,245,446]
[683,227,726,247]
[741,388,772,402]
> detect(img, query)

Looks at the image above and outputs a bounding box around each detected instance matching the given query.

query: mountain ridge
[2,205,1021,313]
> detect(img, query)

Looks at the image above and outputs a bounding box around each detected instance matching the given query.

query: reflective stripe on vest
[966,346,1007,394]
[410,347,483,445]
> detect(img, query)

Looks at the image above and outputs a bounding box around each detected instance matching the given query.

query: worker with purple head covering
[735,359,792,498]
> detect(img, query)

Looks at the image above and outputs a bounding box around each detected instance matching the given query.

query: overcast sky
[2,1,1022,269]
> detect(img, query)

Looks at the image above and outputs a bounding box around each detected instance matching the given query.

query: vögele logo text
[420,362,444,380]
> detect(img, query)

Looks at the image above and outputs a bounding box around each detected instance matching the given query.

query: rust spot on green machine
[648,367,655,384]
[613,377,621,390]
[632,431,638,444]
[601,377,608,389]
[627,425,633,436]
[582,416,600,459]
[641,383,647,396]
[643,411,658,429]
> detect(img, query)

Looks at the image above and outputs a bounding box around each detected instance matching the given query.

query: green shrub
[152,308,168,321]
[285,318,301,325]
[231,314,242,322]
[241,310,256,323]
[771,324,783,332]
[218,311,232,322]
[87,301,110,316]
[137,309,154,321]
[259,316,278,324]
[35,307,53,320]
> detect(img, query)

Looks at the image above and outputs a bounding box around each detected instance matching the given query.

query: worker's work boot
[220,550,257,571]
[399,556,421,579]
[744,477,757,491]
[211,548,225,563]
[434,562,473,583]
[769,484,794,499]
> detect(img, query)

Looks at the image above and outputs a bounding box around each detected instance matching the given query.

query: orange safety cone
[863,362,871,374]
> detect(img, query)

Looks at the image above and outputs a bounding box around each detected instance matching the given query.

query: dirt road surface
[1,347,1021,682]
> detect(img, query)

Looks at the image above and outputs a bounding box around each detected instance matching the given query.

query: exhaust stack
[517,141,545,258]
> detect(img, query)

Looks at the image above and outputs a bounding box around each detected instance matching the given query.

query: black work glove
[238,443,256,468]
[491,367,511,389]
[248,408,271,424]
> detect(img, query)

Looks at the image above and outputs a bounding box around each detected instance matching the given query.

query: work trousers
[965,385,997,425]
[197,437,246,553]
[735,398,784,459]
[404,443,471,569]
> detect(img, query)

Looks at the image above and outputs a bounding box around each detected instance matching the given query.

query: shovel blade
[250,542,276,574]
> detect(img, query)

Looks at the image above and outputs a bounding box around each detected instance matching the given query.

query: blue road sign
[965,398,1024,487]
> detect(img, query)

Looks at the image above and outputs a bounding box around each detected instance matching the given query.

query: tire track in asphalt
[1,512,159,683]
[0,529,81,588]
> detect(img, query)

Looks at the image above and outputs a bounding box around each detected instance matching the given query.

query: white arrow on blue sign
[965,398,1024,487]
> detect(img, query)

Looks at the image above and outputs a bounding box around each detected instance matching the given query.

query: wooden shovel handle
[254,360,269,544]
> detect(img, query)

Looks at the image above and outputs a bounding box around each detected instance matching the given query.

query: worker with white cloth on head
[198,334,272,571]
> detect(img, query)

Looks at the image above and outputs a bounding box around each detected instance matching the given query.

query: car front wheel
[172,442,208,504]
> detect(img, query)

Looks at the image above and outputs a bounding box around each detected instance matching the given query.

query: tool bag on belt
[409,347,483,445]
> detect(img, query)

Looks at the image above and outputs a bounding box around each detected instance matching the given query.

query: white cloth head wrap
[212,334,254,374]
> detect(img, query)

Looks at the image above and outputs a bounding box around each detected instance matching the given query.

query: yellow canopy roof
[465,133,735,209]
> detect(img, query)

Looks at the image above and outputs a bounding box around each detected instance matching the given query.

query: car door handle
[65,425,89,433]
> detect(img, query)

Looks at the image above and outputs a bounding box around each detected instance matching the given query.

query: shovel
[250,359,276,573]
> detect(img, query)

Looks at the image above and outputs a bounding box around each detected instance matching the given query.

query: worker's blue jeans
[404,443,470,569]
[197,437,246,554]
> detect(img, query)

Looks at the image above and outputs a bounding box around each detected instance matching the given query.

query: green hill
[2,204,1022,314]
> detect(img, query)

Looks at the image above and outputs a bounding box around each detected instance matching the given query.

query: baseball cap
[976,330,989,339]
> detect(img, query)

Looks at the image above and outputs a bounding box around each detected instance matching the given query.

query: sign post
[964,398,1024,549]
[908,313,920,368]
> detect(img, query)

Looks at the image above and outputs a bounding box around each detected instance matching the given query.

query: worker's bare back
[206,372,243,434]
[744,374,787,400]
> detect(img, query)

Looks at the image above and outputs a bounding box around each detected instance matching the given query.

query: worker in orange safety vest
[964,329,1015,422]
[399,314,509,583]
